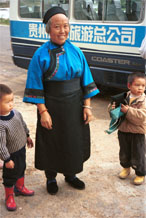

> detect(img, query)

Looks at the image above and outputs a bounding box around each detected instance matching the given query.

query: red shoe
[4,186,16,211]
[14,177,34,196]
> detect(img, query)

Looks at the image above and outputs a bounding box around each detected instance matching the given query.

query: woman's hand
[83,108,93,124]
[83,98,93,124]
[40,111,53,130]
[37,104,52,130]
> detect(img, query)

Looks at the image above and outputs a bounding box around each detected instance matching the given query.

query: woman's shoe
[134,176,145,185]
[119,168,130,179]
[46,179,58,195]
[65,177,85,190]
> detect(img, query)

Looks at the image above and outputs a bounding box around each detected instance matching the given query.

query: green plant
[0,19,9,25]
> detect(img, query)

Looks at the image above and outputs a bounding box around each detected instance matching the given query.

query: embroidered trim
[24,88,44,99]
[83,82,97,96]
[43,47,65,81]
[24,94,44,99]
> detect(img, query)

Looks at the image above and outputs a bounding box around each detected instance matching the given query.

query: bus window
[44,0,69,16]
[74,0,99,20]
[105,0,127,21]
[19,0,42,18]
[74,0,143,22]
[19,0,69,19]
[74,0,126,21]
[105,0,143,22]
[126,0,142,21]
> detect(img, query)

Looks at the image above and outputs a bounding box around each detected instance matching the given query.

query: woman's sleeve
[23,51,45,104]
[80,50,100,99]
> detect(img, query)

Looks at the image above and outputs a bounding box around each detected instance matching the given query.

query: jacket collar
[127,91,145,104]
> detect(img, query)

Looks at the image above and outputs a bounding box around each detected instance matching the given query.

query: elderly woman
[23,6,99,195]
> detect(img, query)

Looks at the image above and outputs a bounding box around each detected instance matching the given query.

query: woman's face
[49,14,69,45]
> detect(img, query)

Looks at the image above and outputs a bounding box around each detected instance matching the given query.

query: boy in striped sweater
[0,84,34,211]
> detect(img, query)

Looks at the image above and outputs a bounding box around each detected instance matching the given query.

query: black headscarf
[43,6,67,24]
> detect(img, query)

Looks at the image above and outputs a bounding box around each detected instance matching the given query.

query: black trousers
[118,131,146,176]
[2,146,26,187]
[45,170,75,180]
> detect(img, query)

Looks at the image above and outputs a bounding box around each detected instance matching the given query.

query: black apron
[35,78,90,174]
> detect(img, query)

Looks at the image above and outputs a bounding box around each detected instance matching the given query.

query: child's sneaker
[119,168,130,179]
[133,176,145,185]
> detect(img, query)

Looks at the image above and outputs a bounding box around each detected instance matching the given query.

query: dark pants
[2,146,26,187]
[118,131,146,176]
[45,170,75,180]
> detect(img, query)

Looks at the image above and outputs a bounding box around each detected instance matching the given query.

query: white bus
[10,0,146,89]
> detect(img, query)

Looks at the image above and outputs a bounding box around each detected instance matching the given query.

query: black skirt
[35,78,90,174]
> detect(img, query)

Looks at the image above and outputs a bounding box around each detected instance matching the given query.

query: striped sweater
[0,109,29,161]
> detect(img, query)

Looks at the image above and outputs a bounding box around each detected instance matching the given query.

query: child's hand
[111,102,116,110]
[5,160,14,169]
[121,104,129,113]
[108,102,116,112]
[27,137,33,148]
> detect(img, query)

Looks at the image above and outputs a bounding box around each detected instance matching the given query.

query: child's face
[128,77,146,96]
[0,93,14,115]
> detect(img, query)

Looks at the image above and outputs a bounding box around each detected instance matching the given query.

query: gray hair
[45,19,52,34]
